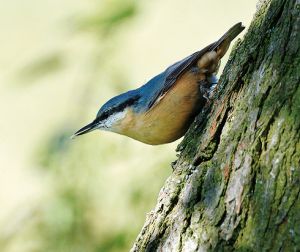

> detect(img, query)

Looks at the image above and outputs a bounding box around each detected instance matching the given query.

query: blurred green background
[0,0,257,251]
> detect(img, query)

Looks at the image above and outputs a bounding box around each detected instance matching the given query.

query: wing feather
[147,22,244,109]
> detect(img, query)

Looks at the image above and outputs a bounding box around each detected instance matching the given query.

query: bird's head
[72,91,140,138]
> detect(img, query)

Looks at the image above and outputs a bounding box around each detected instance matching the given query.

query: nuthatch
[72,23,244,145]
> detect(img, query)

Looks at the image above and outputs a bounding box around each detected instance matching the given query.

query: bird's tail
[214,22,245,58]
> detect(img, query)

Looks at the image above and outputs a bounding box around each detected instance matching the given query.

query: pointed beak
[71,120,99,139]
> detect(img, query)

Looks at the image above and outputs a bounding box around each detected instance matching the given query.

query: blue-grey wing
[146,42,216,109]
[146,22,244,109]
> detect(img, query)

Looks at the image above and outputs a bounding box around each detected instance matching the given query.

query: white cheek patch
[99,111,126,131]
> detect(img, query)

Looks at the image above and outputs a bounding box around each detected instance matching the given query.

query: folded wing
[147,22,245,109]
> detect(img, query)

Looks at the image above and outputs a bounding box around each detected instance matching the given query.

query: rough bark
[131,0,300,251]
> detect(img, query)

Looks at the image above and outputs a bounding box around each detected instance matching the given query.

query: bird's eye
[95,110,110,122]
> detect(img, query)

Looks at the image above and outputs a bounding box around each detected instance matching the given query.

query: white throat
[99,110,126,131]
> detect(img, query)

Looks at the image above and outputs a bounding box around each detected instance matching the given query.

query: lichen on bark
[131,0,300,251]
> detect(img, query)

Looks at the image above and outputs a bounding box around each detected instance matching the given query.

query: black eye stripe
[95,95,140,123]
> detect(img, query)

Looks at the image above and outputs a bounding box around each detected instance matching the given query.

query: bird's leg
[198,79,217,102]
[206,74,218,98]
[198,72,219,108]
[197,50,220,102]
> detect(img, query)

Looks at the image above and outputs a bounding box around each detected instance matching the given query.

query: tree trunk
[131,0,300,251]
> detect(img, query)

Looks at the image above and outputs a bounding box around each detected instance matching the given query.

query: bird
[72,23,245,145]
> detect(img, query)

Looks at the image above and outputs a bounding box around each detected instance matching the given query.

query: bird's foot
[199,77,218,103]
